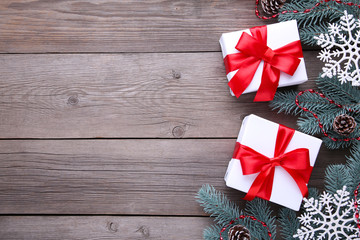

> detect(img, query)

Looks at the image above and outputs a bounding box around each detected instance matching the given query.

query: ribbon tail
[284,168,309,198]
[254,64,280,102]
[228,57,261,98]
[243,167,274,201]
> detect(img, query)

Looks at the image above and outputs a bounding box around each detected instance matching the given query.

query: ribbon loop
[233,125,312,201]
[224,25,303,102]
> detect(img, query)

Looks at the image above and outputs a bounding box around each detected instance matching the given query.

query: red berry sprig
[355,183,360,237]
[219,215,272,240]
[255,0,360,20]
[295,89,360,142]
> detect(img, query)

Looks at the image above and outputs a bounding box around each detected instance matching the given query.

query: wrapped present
[219,20,308,102]
[224,115,322,211]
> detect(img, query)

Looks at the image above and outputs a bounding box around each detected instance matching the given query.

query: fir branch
[270,90,301,115]
[297,108,349,135]
[316,76,360,104]
[308,187,320,199]
[196,185,241,226]
[244,198,277,240]
[270,75,360,149]
[299,23,328,45]
[196,186,277,240]
[324,164,352,194]
[296,91,341,116]
[297,116,323,135]
[278,208,299,240]
[271,89,339,118]
[279,0,360,45]
[346,142,360,191]
[322,135,354,149]
[204,224,222,240]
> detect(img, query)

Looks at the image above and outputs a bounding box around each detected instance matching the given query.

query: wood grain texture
[0,216,212,239]
[0,0,270,53]
[0,139,349,215]
[0,51,321,138]
[0,0,346,238]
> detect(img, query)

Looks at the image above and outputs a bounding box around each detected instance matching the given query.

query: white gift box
[224,115,322,211]
[219,20,308,96]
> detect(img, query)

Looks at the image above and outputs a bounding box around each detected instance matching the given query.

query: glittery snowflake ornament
[314,10,360,86]
[294,186,359,239]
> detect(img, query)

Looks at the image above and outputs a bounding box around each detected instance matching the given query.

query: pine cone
[228,224,251,240]
[333,114,357,136]
[261,0,286,15]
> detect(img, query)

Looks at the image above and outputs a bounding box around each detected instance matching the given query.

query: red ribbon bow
[224,25,303,102]
[232,125,312,201]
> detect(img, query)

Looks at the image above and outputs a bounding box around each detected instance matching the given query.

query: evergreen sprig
[245,198,277,240]
[324,164,352,194]
[270,75,360,149]
[196,184,241,226]
[197,145,360,239]
[196,185,277,240]
[278,208,299,240]
[277,145,360,239]
[298,23,328,46]
[346,142,360,191]
[204,225,222,240]
[308,187,320,199]
[278,0,360,45]
[316,73,360,104]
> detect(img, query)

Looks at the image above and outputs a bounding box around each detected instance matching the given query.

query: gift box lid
[220,20,301,58]
[219,20,308,97]
[224,114,322,211]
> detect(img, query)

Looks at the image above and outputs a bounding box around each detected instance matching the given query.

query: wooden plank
[0,51,322,138]
[0,216,212,239]
[0,139,349,214]
[0,0,271,53]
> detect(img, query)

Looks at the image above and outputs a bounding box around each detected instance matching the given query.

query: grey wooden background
[0,0,349,239]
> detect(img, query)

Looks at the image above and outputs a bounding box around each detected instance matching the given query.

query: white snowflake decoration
[314,10,360,86]
[294,186,359,240]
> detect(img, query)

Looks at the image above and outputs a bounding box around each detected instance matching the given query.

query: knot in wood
[172,126,185,138]
[67,95,79,105]
[107,221,118,233]
[172,70,181,79]
[136,225,150,238]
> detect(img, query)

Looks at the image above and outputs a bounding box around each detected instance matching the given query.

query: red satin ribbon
[224,25,303,102]
[232,125,312,201]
